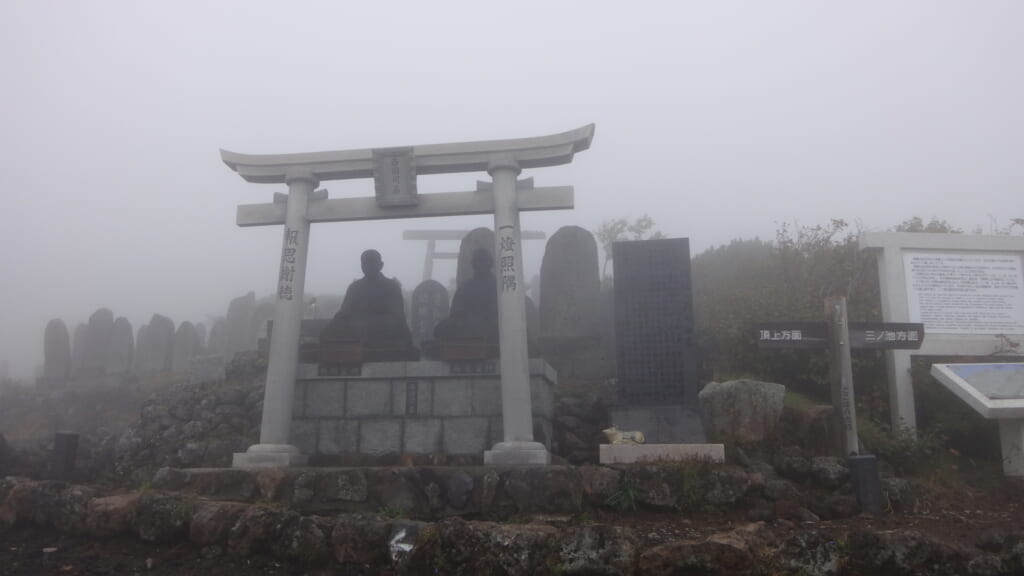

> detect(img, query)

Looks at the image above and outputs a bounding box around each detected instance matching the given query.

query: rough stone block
[347,380,392,417]
[305,381,346,418]
[359,419,402,455]
[443,417,489,455]
[471,380,503,415]
[433,379,471,416]
[289,419,319,454]
[403,419,443,454]
[319,419,359,454]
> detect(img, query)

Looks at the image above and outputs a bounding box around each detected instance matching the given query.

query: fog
[1,1,1021,378]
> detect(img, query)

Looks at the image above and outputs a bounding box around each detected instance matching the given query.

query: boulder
[135,491,193,543]
[331,514,393,566]
[847,529,973,576]
[698,379,786,444]
[406,518,558,576]
[559,524,637,575]
[86,493,139,537]
[809,456,850,489]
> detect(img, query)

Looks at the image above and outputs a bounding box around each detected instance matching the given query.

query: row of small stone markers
[42,310,209,383]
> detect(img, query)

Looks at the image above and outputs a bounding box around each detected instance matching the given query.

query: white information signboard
[903,251,1024,335]
[860,232,1024,432]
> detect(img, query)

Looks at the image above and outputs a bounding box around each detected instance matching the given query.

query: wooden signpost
[755,298,925,514]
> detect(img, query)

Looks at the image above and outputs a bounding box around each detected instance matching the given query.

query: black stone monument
[610,238,704,442]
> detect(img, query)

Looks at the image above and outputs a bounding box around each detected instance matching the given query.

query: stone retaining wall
[290,360,555,461]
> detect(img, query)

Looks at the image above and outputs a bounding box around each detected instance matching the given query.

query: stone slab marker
[410,280,450,346]
[456,228,495,287]
[70,323,88,379]
[43,319,72,382]
[611,238,705,442]
[224,292,257,362]
[137,314,175,374]
[540,225,601,340]
[81,308,115,377]
[206,318,227,356]
[221,124,594,467]
[104,317,134,375]
[172,321,200,373]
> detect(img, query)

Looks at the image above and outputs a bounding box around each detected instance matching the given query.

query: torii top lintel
[221,124,595,184]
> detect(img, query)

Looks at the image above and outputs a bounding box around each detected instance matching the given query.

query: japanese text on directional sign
[756,322,925,350]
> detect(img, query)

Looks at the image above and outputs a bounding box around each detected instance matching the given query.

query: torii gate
[403,228,547,282]
[223,125,595,467]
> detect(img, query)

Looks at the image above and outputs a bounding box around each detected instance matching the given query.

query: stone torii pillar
[222,125,594,468]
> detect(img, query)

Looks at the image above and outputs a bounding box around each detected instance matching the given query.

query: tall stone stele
[136,314,175,374]
[538,225,606,379]
[43,319,72,382]
[611,238,704,443]
[70,323,88,379]
[81,308,115,378]
[104,317,134,375]
[224,292,257,362]
[171,321,201,373]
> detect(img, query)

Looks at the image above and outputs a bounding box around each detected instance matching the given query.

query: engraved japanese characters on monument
[904,251,1024,334]
[373,147,418,207]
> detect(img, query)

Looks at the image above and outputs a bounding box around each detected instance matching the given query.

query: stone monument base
[287,359,555,463]
[598,443,724,465]
[608,404,706,443]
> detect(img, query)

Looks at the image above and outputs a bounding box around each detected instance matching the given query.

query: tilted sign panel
[612,239,698,404]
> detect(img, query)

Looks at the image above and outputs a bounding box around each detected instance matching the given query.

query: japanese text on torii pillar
[499,232,517,292]
[278,227,299,301]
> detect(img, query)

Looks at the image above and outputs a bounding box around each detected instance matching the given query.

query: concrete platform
[599,443,725,464]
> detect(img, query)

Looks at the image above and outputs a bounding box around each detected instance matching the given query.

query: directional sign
[756,322,924,350]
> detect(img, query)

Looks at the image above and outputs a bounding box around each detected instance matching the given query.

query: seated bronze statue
[433,248,499,351]
[320,249,417,361]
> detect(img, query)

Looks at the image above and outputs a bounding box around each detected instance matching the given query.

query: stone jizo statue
[434,247,499,344]
[321,250,415,358]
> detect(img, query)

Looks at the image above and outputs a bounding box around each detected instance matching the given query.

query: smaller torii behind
[222,125,594,467]
[403,228,547,283]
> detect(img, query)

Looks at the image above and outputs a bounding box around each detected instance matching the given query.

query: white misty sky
[1,1,1021,377]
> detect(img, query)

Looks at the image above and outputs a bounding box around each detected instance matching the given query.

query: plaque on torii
[221,124,594,468]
